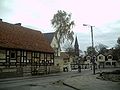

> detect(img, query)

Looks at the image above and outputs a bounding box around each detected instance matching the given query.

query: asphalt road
[0,68,119,90]
[0,71,82,90]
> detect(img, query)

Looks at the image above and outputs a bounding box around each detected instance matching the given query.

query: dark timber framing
[0,21,55,77]
[0,47,54,67]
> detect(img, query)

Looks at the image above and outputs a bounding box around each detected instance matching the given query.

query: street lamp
[78,57,81,72]
[83,24,95,75]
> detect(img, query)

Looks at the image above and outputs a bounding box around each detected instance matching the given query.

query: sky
[0,0,120,51]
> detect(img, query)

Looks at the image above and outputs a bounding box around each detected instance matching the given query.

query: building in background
[84,52,119,69]
[44,32,62,71]
[74,36,79,57]
[44,33,74,71]
[44,32,61,57]
[71,36,80,70]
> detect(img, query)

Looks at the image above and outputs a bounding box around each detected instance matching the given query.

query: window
[47,54,50,60]
[21,57,24,62]
[17,51,21,56]
[108,55,113,59]
[7,50,9,55]
[32,52,34,57]
[51,59,54,63]
[0,50,6,59]
[57,64,59,66]
[41,53,44,60]
[24,51,26,56]
[64,60,67,63]
[99,56,103,60]
[24,57,27,62]
[17,57,20,62]
[42,60,45,63]
[86,56,91,60]
[11,53,15,58]
[106,62,111,65]
[27,52,31,59]
[11,51,16,59]
[50,54,54,59]
[112,62,116,66]
[34,52,39,57]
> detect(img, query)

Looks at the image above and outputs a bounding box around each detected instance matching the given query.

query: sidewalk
[0,70,79,82]
[0,73,61,82]
[63,68,120,90]
[0,68,119,82]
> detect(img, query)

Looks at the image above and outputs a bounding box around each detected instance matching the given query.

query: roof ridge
[0,21,42,33]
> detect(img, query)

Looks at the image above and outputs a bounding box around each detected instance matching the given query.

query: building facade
[84,53,119,69]
[74,36,79,57]
[0,20,55,78]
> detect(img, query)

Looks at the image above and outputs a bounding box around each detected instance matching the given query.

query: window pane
[7,50,9,55]
[32,52,34,57]
[11,53,15,58]
[51,59,54,63]
[24,51,26,56]
[24,57,26,62]
[0,50,6,59]
[17,57,20,62]
[50,54,54,59]
[17,51,20,56]
[11,51,16,59]
[99,56,103,59]
[27,52,31,59]
[35,52,39,57]
[21,57,24,62]
[47,54,50,60]
[41,53,44,60]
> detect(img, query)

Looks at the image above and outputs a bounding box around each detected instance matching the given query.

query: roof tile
[0,21,54,53]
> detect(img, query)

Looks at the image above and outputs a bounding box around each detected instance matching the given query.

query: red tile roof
[0,21,54,53]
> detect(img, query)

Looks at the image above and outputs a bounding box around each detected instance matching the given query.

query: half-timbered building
[0,20,54,77]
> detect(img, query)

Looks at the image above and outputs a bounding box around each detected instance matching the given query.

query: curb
[0,74,60,82]
[63,82,81,90]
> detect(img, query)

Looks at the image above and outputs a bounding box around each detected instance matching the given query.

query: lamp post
[78,57,81,72]
[83,24,95,75]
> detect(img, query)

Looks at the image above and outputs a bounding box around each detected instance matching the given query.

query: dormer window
[86,56,91,60]
[107,55,113,60]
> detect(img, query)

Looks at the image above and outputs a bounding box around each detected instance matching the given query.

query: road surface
[0,68,120,90]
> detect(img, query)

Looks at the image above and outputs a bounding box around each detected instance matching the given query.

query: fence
[71,64,97,70]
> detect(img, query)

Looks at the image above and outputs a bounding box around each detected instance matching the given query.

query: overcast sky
[0,0,120,51]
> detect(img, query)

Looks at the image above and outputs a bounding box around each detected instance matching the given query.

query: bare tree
[62,41,75,57]
[95,43,108,54]
[117,37,120,45]
[113,37,120,60]
[87,46,97,55]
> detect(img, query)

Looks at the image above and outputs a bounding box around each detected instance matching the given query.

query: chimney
[15,23,21,26]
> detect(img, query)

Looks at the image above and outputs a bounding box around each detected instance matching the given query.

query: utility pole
[90,26,95,75]
[83,24,95,75]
